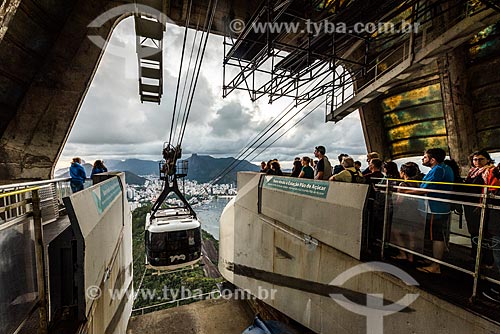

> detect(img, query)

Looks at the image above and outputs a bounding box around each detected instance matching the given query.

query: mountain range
[182,154,260,184]
[56,154,259,185]
[56,164,147,186]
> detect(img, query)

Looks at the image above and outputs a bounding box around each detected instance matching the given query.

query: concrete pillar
[358,102,390,160]
[0,0,257,182]
[0,0,22,42]
[438,46,478,172]
[0,0,124,181]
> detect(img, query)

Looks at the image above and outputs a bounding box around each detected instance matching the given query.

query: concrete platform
[127,299,254,334]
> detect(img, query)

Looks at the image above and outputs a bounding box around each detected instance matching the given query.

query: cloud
[209,101,261,137]
[59,17,367,170]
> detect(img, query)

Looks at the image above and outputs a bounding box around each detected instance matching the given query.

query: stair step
[135,17,164,40]
[138,46,162,62]
[140,83,161,94]
[141,95,161,103]
[140,67,161,79]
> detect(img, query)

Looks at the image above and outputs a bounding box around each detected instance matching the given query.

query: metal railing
[374,179,500,300]
[0,178,93,224]
[131,291,220,316]
[0,177,95,333]
[0,187,48,334]
[327,0,490,119]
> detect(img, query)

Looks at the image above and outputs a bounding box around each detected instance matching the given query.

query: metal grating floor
[387,242,500,325]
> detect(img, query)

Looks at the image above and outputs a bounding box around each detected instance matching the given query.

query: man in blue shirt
[418,148,454,274]
[70,157,86,193]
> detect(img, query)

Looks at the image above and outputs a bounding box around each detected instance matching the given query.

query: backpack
[347,170,366,184]
[323,157,333,180]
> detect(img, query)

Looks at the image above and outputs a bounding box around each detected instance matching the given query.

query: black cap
[315,146,326,154]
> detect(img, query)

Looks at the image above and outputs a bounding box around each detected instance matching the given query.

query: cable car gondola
[145,208,202,270]
[141,3,218,272]
[145,144,202,271]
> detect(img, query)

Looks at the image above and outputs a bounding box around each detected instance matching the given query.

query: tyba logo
[87,4,173,78]
[329,262,419,334]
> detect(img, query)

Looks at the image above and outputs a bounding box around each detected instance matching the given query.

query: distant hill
[123,171,146,186]
[186,154,259,184]
[56,155,259,184]
[104,155,259,184]
[106,159,160,176]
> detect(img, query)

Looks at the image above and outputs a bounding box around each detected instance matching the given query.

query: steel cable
[167,0,193,146]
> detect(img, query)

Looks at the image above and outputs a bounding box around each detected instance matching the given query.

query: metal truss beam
[327,6,500,122]
[134,1,166,104]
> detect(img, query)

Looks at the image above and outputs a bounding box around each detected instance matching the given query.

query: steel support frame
[223,0,490,123]
[222,0,370,106]
[150,173,196,220]
[326,0,493,122]
[480,0,500,13]
[222,0,294,101]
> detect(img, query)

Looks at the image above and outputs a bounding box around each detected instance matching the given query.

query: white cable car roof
[146,211,200,233]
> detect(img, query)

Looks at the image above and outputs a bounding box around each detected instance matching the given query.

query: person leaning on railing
[91,160,108,177]
[313,145,332,180]
[463,150,496,267]
[383,161,400,182]
[291,158,302,178]
[362,151,380,175]
[259,161,267,173]
[298,157,314,179]
[69,157,86,193]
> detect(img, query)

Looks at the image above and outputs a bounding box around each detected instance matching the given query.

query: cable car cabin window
[166,240,182,251]
[168,230,188,241]
[188,229,195,246]
[168,228,200,241]
[147,228,200,247]
[149,233,166,251]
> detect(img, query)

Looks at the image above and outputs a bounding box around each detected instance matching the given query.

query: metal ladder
[134,0,165,104]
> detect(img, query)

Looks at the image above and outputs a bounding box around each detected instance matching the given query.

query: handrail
[132,291,220,315]
[374,177,500,189]
[0,187,48,333]
[0,179,73,225]
[385,190,483,209]
[329,1,490,117]
[0,186,40,199]
[376,182,499,301]
[0,178,71,191]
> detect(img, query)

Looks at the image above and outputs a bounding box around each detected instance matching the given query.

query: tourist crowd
[259,146,500,300]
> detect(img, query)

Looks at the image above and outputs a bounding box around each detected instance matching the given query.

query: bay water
[195,197,232,240]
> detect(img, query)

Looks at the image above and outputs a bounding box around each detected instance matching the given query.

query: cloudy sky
[58,17,367,170]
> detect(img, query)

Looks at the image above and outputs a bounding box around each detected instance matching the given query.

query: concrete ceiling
[0,0,498,181]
